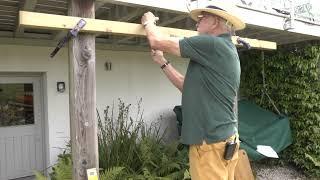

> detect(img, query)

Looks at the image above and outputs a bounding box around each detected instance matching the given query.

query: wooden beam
[70,1,109,40]
[52,30,68,40]
[95,1,106,11]
[115,8,147,44]
[161,15,187,26]
[118,8,144,22]
[15,0,38,37]
[54,1,105,41]
[116,14,186,44]
[95,1,112,18]
[231,36,276,50]
[100,0,187,13]
[68,1,99,180]
[19,11,197,37]
[23,0,38,11]
[19,11,277,50]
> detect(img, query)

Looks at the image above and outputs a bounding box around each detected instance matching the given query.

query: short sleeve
[179,35,215,66]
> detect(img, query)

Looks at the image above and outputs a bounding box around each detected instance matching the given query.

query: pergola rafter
[19,11,277,50]
[15,0,38,37]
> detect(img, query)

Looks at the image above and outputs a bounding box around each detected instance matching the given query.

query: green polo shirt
[179,33,240,145]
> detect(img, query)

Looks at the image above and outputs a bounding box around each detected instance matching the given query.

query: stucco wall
[0,44,188,169]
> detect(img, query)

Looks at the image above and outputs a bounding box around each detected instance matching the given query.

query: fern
[183,169,191,180]
[158,162,181,176]
[165,171,185,180]
[34,171,47,180]
[50,154,72,180]
[34,160,72,180]
[100,166,126,180]
[34,147,72,180]
[306,153,320,167]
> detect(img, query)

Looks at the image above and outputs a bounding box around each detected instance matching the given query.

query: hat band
[206,5,226,12]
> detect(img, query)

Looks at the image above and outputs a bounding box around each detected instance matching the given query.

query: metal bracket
[237,37,251,51]
[50,19,87,58]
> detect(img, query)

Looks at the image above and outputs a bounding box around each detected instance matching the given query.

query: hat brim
[190,8,246,30]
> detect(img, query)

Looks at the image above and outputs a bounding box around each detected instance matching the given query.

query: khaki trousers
[189,135,239,180]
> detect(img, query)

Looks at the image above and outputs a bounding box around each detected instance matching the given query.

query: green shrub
[97,99,146,173]
[34,146,72,180]
[97,98,189,179]
[36,99,189,180]
[239,42,320,178]
[50,150,72,180]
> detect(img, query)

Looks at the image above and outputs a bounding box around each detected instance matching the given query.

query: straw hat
[190,1,245,30]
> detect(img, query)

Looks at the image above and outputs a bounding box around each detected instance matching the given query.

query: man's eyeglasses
[197,12,216,21]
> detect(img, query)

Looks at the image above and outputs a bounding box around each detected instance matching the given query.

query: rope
[260,51,281,115]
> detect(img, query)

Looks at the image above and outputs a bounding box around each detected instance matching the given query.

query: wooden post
[68,0,99,179]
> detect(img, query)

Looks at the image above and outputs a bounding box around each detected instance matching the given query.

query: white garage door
[0,75,44,180]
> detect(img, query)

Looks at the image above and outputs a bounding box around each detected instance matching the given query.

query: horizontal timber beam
[19,11,277,50]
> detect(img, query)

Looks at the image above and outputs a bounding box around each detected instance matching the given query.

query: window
[0,83,34,127]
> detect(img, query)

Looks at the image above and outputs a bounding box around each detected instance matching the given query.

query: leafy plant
[239,42,320,178]
[100,167,126,180]
[97,98,147,173]
[34,171,47,180]
[97,98,189,179]
[305,153,320,167]
[36,99,189,180]
[46,143,72,180]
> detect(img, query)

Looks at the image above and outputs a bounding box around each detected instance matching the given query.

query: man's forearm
[144,23,162,49]
[162,64,184,92]
[144,23,181,57]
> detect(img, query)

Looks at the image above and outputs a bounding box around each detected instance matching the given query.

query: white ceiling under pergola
[0,0,319,48]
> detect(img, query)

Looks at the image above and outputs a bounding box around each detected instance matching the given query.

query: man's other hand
[151,50,167,66]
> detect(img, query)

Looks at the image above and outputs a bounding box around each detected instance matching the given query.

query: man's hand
[151,50,167,66]
[141,12,158,27]
[150,49,184,92]
[142,12,181,57]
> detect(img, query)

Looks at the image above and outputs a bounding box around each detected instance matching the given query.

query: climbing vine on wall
[239,42,320,178]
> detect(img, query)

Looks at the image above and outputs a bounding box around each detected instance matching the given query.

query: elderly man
[141,1,245,179]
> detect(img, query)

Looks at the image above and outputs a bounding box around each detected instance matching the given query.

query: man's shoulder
[184,34,231,45]
[188,34,215,40]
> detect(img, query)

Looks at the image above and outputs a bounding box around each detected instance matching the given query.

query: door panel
[0,76,44,180]
[0,137,6,180]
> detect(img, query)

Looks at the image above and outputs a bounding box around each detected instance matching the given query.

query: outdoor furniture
[173,99,292,161]
[238,99,292,160]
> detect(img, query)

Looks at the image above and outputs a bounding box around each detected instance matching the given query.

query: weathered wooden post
[68,0,99,179]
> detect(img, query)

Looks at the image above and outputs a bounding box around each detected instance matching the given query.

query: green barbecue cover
[173,100,292,161]
[238,100,292,160]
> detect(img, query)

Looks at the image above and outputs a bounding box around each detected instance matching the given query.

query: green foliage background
[239,42,320,178]
[97,99,190,179]
[36,99,190,180]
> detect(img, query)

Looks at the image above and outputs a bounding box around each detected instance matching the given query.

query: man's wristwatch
[161,61,170,69]
[143,21,156,28]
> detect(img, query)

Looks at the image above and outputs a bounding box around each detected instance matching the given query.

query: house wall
[0,44,188,169]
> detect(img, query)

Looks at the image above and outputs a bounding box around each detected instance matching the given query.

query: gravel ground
[251,162,309,180]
